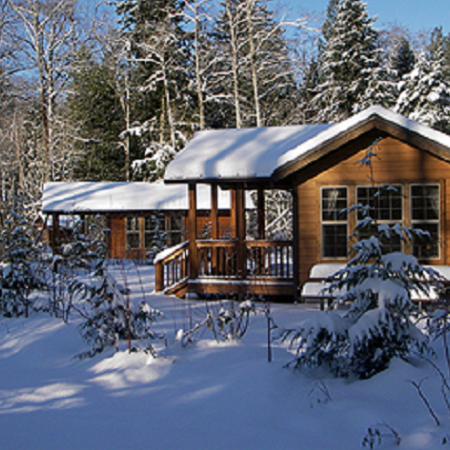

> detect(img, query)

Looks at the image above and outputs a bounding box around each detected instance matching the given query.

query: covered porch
[154,183,298,300]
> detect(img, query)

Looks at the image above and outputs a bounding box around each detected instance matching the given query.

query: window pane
[322,188,347,221]
[358,224,402,254]
[127,216,139,231]
[323,224,347,258]
[411,185,439,221]
[357,185,402,221]
[170,214,184,231]
[127,232,140,249]
[144,215,165,232]
[413,223,439,259]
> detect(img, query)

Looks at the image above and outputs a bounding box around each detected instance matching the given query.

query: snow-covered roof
[164,123,331,182]
[42,182,238,213]
[164,106,450,183]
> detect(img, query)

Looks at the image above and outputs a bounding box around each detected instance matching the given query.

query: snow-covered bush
[45,215,108,321]
[180,300,256,345]
[283,146,444,379]
[75,268,163,358]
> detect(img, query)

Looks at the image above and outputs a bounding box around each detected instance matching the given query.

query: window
[411,185,440,258]
[126,216,140,249]
[356,185,403,253]
[144,215,165,249]
[321,187,348,258]
[168,214,184,245]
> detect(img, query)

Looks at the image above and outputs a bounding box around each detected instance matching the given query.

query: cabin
[155,105,450,300]
[42,182,243,260]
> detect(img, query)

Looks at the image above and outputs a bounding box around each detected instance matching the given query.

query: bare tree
[8,0,86,182]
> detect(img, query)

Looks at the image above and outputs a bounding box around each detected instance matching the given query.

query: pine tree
[282,144,443,379]
[116,0,195,180]
[310,0,386,122]
[67,49,130,181]
[390,37,416,80]
[395,43,450,134]
[0,192,44,317]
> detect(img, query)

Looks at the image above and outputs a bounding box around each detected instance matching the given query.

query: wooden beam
[210,185,218,275]
[235,187,246,280]
[188,183,198,281]
[52,213,60,252]
[292,188,300,303]
[230,189,236,238]
[211,185,218,239]
[257,187,265,239]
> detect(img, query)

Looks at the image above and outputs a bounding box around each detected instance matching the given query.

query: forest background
[1,0,450,223]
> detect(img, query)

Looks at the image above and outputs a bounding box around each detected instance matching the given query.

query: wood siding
[296,137,450,285]
[109,212,231,260]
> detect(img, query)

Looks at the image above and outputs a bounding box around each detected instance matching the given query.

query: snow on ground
[0,262,450,450]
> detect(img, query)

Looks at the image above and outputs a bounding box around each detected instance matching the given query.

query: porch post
[52,213,60,252]
[211,184,218,275]
[211,184,218,239]
[257,187,265,239]
[188,183,198,283]
[230,189,236,238]
[235,186,246,280]
[292,188,300,302]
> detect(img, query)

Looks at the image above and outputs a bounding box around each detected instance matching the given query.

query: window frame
[321,186,349,259]
[126,215,141,250]
[410,183,441,260]
[355,184,404,254]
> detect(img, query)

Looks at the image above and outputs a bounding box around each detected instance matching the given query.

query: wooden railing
[196,239,293,280]
[155,239,294,295]
[197,240,238,277]
[154,242,189,292]
[246,240,293,279]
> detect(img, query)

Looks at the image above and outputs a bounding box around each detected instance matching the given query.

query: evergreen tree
[116,0,195,180]
[67,49,130,181]
[390,37,416,80]
[428,27,450,78]
[310,0,386,122]
[395,44,450,134]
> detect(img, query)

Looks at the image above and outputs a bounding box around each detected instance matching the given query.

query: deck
[154,240,295,298]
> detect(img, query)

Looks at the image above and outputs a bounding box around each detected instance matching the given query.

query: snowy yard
[0,263,449,450]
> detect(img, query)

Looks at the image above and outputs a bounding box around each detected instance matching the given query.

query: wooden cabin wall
[296,137,450,285]
[196,212,231,239]
[109,211,232,260]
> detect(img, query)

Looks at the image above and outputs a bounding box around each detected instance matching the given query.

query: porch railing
[154,242,189,292]
[246,240,293,279]
[154,239,294,294]
[196,239,293,279]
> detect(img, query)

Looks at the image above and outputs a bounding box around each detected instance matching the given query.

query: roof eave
[272,113,450,183]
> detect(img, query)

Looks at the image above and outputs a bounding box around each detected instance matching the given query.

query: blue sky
[292,0,450,34]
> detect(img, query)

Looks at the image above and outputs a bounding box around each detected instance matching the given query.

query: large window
[356,185,403,253]
[321,187,348,258]
[411,185,440,258]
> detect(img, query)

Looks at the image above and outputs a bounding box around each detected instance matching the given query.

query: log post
[292,188,300,303]
[235,186,246,280]
[257,187,265,240]
[155,260,164,292]
[211,184,218,275]
[52,213,60,253]
[188,183,198,291]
